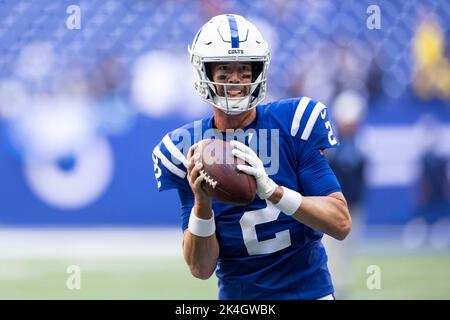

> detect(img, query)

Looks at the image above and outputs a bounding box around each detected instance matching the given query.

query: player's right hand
[187,144,211,204]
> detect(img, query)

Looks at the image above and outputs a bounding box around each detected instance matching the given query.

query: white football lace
[199,169,218,189]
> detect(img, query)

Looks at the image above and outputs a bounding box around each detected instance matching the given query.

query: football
[195,139,257,205]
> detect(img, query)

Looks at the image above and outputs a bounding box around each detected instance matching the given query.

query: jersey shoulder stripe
[162,134,188,168]
[153,129,192,180]
[152,144,186,179]
[300,101,327,141]
[287,97,328,141]
[261,97,320,140]
[290,96,311,137]
[263,97,332,145]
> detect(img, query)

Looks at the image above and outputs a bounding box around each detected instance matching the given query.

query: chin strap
[214,95,253,115]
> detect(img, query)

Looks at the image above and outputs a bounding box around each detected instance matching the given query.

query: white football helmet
[188,14,270,115]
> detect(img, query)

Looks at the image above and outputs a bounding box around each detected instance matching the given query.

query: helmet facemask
[191,56,270,115]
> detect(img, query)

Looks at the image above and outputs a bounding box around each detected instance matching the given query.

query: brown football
[195,139,257,206]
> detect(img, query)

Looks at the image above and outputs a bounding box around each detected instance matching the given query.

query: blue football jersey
[152,97,341,300]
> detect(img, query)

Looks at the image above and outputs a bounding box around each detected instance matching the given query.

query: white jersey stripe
[290,97,311,137]
[153,145,187,179]
[301,101,327,141]
[162,134,188,168]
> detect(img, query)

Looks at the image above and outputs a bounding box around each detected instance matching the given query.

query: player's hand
[187,144,211,204]
[230,140,278,200]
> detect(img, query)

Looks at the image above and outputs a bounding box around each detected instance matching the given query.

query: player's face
[210,62,252,98]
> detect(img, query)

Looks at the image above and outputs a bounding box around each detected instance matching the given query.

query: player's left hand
[230,140,278,200]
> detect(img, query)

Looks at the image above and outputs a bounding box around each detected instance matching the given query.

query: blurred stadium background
[0,0,449,299]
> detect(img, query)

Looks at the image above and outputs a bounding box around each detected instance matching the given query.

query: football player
[152,14,351,300]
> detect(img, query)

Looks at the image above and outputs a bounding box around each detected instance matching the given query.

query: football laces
[199,169,218,189]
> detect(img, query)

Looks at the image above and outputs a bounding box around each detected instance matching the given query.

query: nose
[227,71,242,84]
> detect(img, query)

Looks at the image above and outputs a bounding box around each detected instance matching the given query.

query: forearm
[183,200,220,280]
[268,187,352,240]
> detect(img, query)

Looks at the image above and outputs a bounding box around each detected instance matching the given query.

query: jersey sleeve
[151,132,190,192]
[289,97,341,196]
[297,148,342,196]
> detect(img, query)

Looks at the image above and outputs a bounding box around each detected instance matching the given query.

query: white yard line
[0,227,183,259]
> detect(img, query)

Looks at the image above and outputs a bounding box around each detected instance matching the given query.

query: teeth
[228,90,242,94]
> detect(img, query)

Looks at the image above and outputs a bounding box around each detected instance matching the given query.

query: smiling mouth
[227,89,244,97]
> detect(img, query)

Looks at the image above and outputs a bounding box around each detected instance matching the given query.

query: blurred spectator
[405,115,450,248]
[365,55,384,103]
[323,90,367,299]
[329,90,367,209]
[412,14,450,100]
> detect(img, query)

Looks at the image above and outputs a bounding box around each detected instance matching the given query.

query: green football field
[1,254,449,299]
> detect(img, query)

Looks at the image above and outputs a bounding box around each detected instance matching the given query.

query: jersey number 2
[239,202,291,255]
[321,109,338,146]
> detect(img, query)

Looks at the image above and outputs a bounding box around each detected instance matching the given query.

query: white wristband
[188,207,215,237]
[274,187,303,216]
